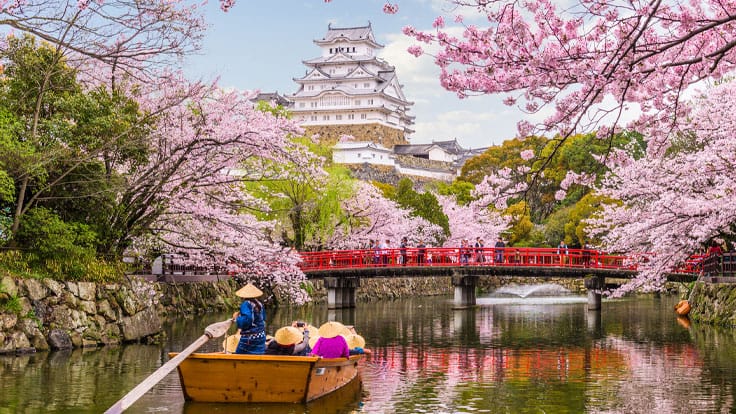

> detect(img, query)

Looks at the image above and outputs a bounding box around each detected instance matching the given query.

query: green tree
[393,178,450,238]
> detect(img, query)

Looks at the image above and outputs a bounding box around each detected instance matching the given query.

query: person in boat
[232,283,266,354]
[345,333,372,356]
[310,321,350,359]
[265,326,310,356]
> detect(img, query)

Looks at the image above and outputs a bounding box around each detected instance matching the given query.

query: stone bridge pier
[452,274,478,309]
[324,277,360,309]
[584,275,605,310]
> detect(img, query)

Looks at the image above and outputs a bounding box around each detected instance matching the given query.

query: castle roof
[315,23,383,48]
[393,139,467,156]
[249,92,293,108]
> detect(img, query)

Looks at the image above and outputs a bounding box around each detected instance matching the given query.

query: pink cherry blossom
[383,2,398,14]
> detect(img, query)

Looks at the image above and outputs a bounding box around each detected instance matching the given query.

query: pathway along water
[1,293,735,413]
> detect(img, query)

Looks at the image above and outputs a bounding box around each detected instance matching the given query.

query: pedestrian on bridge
[494,236,505,264]
[417,239,426,266]
[557,240,569,265]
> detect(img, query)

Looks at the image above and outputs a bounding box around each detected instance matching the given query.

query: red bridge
[299,247,702,274]
[298,247,701,310]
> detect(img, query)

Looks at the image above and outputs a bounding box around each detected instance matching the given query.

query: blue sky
[185,0,530,149]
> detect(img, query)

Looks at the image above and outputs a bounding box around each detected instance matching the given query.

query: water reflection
[1,295,735,413]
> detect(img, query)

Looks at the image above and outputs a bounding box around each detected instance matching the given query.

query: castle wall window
[361,113,367,119]
[299,102,305,108]
[367,99,374,105]
[336,115,342,120]
[347,114,355,120]
[310,116,317,121]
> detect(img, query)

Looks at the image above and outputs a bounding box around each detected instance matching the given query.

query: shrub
[15,207,97,263]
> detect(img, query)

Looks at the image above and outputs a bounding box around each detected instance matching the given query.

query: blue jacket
[236,299,265,335]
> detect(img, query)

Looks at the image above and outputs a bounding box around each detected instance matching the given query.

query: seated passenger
[310,321,350,359]
[265,326,309,356]
[345,333,372,356]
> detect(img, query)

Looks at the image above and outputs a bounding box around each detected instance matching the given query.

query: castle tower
[290,23,414,147]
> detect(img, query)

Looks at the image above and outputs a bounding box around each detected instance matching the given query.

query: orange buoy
[674,299,691,316]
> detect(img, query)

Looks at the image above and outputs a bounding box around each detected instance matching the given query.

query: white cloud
[379,26,522,148]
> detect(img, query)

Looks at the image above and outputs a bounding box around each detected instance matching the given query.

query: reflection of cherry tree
[326,181,443,249]
[437,194,509,246]
[598,336,712,413]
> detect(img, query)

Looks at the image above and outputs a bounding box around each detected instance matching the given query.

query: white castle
[249,23,488,182]
[290,23,414,146]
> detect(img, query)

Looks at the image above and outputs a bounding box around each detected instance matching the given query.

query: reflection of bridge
[299,247,699,310]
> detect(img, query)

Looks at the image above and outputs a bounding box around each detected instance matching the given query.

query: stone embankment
[689,282,736,326]
[0,276,238,354]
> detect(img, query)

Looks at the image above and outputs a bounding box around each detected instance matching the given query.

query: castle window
[363,83,370,88]
[336,114,342,120]
[367,99,374,105]
[361,114,367,119]
[299,102,305,108]
[323,115,330,120]
[348,114,355,120]
[310,116,317,121]
[355,100,361,105]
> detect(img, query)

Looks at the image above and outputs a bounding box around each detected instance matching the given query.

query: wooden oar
[104,319,233,414]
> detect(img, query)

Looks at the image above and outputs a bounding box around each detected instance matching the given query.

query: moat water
[1,292,735,413]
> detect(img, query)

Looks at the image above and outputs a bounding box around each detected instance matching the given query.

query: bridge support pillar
[584,275,605,311]
[452,275,478,309]
[324,277,360,309]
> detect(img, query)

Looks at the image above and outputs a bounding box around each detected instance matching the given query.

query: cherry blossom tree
[402,0,736,157]
[0,0,206,82]
[437,194,509,246]
[588,80,736,295]
[112,78,314,302]
[326,181,444,249]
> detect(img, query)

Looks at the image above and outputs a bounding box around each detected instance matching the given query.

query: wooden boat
[169,352,362,403]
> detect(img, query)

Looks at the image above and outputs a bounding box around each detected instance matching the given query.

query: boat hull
[170,353,362,403]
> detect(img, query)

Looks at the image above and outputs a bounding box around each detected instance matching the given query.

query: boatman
[232,283,266,354]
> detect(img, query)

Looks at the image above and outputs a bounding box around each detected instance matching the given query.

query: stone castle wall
[304,123,408,148]
[394,154,454,171]
[345,164,439,186]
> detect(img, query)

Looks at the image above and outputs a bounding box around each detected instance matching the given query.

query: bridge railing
[298,247,634,272]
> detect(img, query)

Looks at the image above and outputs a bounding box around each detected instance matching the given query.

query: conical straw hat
[308,335,320,349]
[222,334,239,353]
[317,321,346,339]
[235,283,263,299]
[337,324,353,337]
[274,326,303,346]
[345,334,365,349]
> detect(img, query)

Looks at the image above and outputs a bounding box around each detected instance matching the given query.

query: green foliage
[460,136,548,184]
[543,206,575,247]
[0,293,22,314]
[394,178,450,237]
[564,193,612,246]
[254,100,292,119]
[433,180,475,206]
[503,201,533,245]
[0,250,123,282]
[15,207,97,262]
